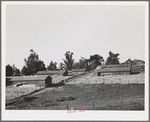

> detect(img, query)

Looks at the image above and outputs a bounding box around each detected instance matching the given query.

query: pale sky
[6,4,146,70]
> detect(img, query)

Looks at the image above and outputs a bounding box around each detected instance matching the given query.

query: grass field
[6,84,144,110]
[6,73,145,110]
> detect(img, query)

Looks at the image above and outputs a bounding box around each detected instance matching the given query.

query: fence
[67,74,144,85]
[6,84,45,100]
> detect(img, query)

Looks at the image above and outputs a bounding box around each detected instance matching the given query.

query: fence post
[120,97,123,109]
[67,104,69,110]
[120,97,123,105]
[93,101,95,109]
[44,102,46,110]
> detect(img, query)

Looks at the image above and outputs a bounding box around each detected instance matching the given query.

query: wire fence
[6,84,45,100]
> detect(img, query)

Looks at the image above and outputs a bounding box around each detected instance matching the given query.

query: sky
[5,3,146,70]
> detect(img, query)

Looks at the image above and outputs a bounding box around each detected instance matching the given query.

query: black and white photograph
[2,1,149,121]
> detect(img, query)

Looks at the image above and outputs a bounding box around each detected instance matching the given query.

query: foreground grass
[6,84,144,110]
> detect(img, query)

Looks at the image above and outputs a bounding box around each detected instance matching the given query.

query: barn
[7,75,52,87]
[94,65,130,76]
[72,69,86,75]
[72,69,86,73]
[98,64,128,69]
[36,70,68,76]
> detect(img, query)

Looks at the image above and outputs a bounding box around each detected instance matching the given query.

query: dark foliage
[63,51,74,70]
[21,49,46,75]
[105,51,120,65]
[6,65,13,76]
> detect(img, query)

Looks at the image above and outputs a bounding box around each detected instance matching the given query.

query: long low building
[6,75,52,87]
[36,70,68,76]
[72,69,86,73]
[94,65,130,76]
[97,64,128,69]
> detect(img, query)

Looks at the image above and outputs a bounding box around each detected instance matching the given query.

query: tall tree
[105,51,120,65]
[47,61,57,70]
[21,49,46,75]
[59,62,65,70]
[6,65,13,76]
[63,51,74,70]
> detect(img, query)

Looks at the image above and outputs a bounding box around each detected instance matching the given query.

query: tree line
[6,49,120,76]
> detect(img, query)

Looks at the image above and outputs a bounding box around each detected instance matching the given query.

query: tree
[63,51,74,70]
[59,62,65,70]
[21,49,46,75]
[105,51,120,65]
[74,57,88,69]
[12,65,21,76]
[47,61,57,70]
[86,54,104,70]
[88,54,104,65]
[6,65,13,76]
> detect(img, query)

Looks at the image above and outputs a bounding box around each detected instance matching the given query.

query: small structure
[130,65,144,74]
[7,75,52,87]
[122,58,134,66]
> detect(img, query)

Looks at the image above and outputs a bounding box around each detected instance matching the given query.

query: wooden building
[72,69,86,73]
[36,71,60,75]
[7,75,52,87]
[94,65,130,76]
[36,70,68,76]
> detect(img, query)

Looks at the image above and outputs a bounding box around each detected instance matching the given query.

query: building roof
[67,70,73,73]
[126,58,133,63]
[36,70,65,75]
[100,64,128,68]
[94,67,130,73]
[72,69,86,72]
[8,75,51,82]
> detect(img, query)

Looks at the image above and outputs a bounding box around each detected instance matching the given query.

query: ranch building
[36,70,68,76]
[7,75,52,87]
[94,65,130,76]
[72,69,86,72]
[72,69,86,75]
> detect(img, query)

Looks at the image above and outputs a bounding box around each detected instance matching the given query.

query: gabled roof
[72,69,86,72]
[8,75,51,81]
[36,70,64,75]
[126,58,133,63]
[94,67,130,73]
